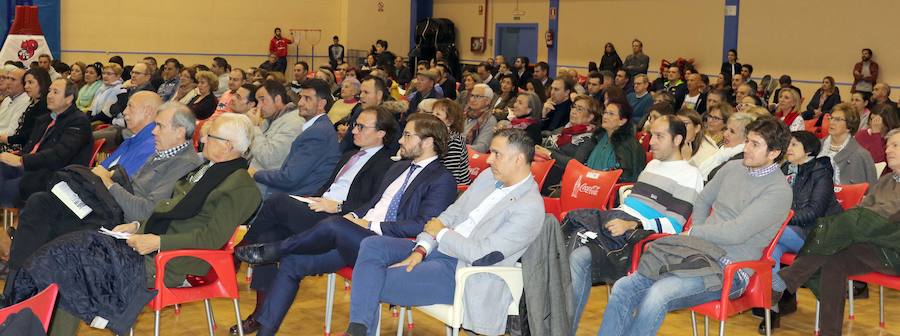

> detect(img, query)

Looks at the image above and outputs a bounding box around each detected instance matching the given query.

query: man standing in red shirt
[269,28,293,73]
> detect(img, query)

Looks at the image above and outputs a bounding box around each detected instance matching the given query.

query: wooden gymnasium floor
[31,264,893,335]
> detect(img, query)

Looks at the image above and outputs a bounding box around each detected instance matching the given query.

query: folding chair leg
[324,273,336,335]
[764,308,772,336]
[690,311,698,336]
[406,308,414,329]
[814,300,820,335]
[848,280,855,319]
[233,299,245,336]
[154,310,161,336]
[718,320,725,336]
[203,299,215,336]
[396,307,405,336]
[704,316,709,336]
[880,285,885,328]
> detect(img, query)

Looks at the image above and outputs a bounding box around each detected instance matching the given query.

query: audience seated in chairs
[855,104,899,164]
[4,113,262,336]
[495,91,543,146]
[535,95,601,194]
[567,115,704,331]
[229,105,399,334]
[697,110,759,182]
[0,68,51,155]
[677,108,718,166]
[99,91,162,177]
[3,102,203,294]
[341,128,544,336]
[0,78,92,207]
[462,83,496,153]
[0,67,31,140]
[340,76,388,153]
[94,62,157,151]
[598,117,792,335]
[235,113,457,335]
[542,77,575,131]
[773,129,900,336]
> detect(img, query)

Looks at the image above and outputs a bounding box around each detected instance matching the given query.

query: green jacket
[800,207,900,295]
[142,168,262,287]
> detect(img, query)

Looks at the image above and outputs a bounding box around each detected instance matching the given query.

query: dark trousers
[244,193,329,290]
[7,192,90,270]
[0,163,23,206]
[277,215,377,266]
[778,244,895,336]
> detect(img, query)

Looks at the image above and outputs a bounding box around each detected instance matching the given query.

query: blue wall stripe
[547,0,559,78]
[722,0,739,62]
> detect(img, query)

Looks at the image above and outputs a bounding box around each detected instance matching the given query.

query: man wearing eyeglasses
[229,106,400,334]
[250,78,340,199]
[235,113,457,336]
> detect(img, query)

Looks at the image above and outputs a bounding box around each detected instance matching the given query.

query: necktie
[335,150,367,180]
[29,118,57,154]
[385,164,420,221]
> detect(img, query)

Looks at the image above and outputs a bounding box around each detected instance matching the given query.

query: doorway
[494,23,538,64]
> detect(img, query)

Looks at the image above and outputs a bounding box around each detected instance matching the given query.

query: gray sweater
[690,161,792,270]
[108,145,204,222]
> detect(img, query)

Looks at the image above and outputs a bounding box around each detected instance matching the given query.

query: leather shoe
[230,318,261,335]
[757,311,780,334]
[235,243,281,264]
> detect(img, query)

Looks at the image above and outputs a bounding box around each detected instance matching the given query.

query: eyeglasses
[573,105,592,113]
[130,70,149,76]
[102,71,116,76]
[353,124,378,131]
[470,94,490,100]
[831,117,847,123]
[601,111,619,118]
[706,114,725,122]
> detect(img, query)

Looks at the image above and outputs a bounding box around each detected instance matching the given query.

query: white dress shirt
[363,155,439,235]
[321,145,382,202]
[0,93,30,135]
[303,113,325,132]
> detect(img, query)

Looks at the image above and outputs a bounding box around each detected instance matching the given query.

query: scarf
[144,158,249,235]
[76,80,102,111]
[818,135,850,185]
[91,79,124,116]
[465,107,490,145]
[556,123,595,147]
[777,109,800,130]
[586,132,619,171]
[510,117,536,130]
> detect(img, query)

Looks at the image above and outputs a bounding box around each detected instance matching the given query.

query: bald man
[99,91,163,176]
[95,62,158,150]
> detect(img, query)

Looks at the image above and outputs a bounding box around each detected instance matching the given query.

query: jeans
[770,225,805,273]
[598,272,746,336]
[569,246,592,332]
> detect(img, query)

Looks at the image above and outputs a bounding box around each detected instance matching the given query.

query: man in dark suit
[251,79,341,199]
[514,56,533,89]
[235,114,458,336]
[0,78,92,206]
[229,105,399,334]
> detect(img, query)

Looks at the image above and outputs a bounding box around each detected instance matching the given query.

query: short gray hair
[728,112,758,137]
[159,102,196,140]
[473,83,495,100]
[211,113,254,155]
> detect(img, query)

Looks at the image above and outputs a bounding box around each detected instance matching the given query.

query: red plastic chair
[687,211,793,336]
[323,267,354,336]
[89,138,106,167]
[833,183,868,211]
[848,272,900,329]
[542,160,622,221]
[0,283,58,332]
[147,229,244,336]
[530,159,555,191]
[456,146,491,192]
[193,120,207,150]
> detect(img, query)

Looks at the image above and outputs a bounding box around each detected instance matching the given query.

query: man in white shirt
[342,128,545,336]
[235,113,457,335]
[0,67,29,136]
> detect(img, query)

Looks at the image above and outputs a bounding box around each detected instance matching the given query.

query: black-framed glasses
[206,133,230,142]
[353,124,378,131]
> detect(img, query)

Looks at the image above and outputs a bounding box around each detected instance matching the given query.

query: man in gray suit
[343,128,545,336]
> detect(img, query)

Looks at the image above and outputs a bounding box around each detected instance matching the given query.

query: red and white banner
[0,6,53,64]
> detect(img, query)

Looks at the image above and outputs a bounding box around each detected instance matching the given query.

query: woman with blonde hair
[775,88,804,131]
[188,70,219,120]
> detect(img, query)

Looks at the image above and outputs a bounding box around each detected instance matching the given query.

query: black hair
[658,114,688,149]
[516,56,530,67]
[363,105,400,146]
[863,48,873,56]
[212,57,231,72]
[535,62,549,72]
[240,83,258,105]
[108,56,124,66]
[23,67,51,98]
[259,79,291,104]
[779,75,791,85]
[295,61,309,73]
[299,78,334,102]
[791,130,822,158]
[60,78,78,99]
[558,77,575,93]
[362,75,388,102]
[494,128,535,164]
[742,64,753,75]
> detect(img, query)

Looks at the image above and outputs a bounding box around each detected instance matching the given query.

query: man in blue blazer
[235,114,458,335]
[250,79,340,199]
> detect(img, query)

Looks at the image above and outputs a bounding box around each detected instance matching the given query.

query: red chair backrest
[803,119,818,133]
[559,160,622,213]
[89,138,106,167]
[0,283,58,332]
[531,159,555,190]
[763,211,794,260]
[834,183,869,210]
[645,151,653,164]
[466,146,490,182]
[193,119,207,150]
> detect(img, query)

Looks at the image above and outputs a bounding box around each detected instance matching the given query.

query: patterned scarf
[510,117,536,130]
[465,107,490,145]
[556,124,596,147]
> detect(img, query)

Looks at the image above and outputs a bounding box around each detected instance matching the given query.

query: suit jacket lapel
[397,159,440,207]
[471,178,537,234]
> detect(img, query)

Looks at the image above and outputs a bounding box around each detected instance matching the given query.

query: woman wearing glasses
[818,102,878,186]
[90,63,125,123]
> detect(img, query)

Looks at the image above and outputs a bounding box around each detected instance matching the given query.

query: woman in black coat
[599,42,623,73]
[767,131,842,328]
[803,76,841,122]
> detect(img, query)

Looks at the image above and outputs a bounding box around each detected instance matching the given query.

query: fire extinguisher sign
[549,7,558,20]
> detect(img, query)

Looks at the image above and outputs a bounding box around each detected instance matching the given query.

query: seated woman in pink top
[854,104,899,164]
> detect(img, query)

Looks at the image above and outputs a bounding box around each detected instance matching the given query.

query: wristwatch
[336,202,342,213]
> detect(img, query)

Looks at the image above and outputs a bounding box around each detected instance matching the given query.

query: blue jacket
[351,158,457,238]
[254,114,340,198]
[101,123,156,176]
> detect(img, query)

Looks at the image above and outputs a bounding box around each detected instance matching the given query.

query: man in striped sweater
[568,115,704,332]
